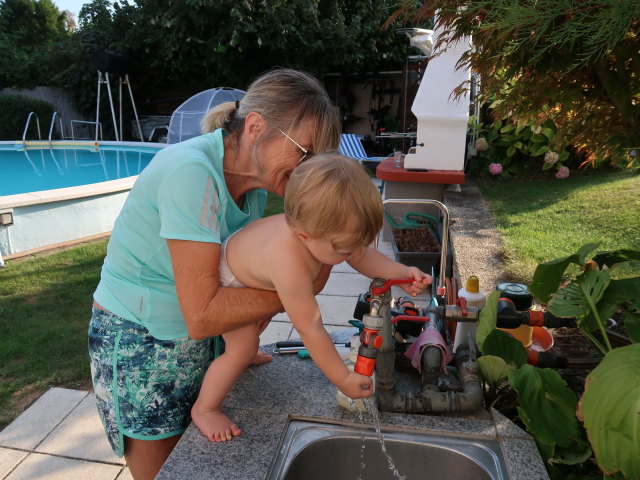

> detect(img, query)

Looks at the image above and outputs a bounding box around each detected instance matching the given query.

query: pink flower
[555,166,570,179]
[488,163,502,175]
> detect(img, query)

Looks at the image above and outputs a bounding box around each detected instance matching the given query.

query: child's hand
[337,371,374,400]
[399,267,432,296]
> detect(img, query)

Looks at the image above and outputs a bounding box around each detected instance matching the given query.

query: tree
[390,0,640,165]
[0,0,72,87]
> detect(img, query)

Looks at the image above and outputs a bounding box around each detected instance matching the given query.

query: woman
[88,68,340,480]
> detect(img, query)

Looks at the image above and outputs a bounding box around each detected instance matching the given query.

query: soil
[392,226,440,252]
[549,328,603,396]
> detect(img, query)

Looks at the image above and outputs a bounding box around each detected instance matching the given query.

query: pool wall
[0,140,165,265]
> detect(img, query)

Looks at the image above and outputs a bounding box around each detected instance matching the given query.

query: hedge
[0,95,55,141]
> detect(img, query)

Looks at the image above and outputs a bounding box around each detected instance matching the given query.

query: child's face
[303,231,367,265]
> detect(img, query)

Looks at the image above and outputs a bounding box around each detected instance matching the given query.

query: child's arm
[347,247,432,296]
[271,262,373,399]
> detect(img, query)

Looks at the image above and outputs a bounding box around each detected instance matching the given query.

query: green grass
[0,240,108,429]
[0,193,286,429]
[477,170,640,283]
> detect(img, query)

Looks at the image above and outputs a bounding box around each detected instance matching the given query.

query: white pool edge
[0,140,165,264]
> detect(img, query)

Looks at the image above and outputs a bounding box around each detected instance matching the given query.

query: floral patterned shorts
[88,307,221,457]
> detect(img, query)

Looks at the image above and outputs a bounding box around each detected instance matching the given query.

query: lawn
[477,170,640,283]
[0,192,285,430]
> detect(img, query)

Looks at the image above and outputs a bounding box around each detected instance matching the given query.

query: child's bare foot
[251,349,273,365]
[191,405,241,442]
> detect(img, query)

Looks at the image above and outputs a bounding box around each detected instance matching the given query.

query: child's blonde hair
[284,154,383,247]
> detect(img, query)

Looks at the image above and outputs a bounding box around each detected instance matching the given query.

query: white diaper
[219,234,244,288]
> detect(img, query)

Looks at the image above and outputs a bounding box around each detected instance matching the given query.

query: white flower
[475,138,489,152]
[544,151,559,165]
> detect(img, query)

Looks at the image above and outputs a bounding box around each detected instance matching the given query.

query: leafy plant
[0,94,54,140]
[389,0,640,167]
[468,88,582,177]
[477,244,640,479]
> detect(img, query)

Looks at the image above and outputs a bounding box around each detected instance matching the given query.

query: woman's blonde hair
[284,154,383,247]
[201,68,340,153]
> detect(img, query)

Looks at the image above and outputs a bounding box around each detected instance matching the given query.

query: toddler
[191,153,431,441]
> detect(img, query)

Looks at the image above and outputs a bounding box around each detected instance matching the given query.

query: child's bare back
[225,214,324,291]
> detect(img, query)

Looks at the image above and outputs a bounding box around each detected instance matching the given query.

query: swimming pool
[0,143,158,196]
[0,141,164,264]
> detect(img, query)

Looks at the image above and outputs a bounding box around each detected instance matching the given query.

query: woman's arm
[168,239,282,339]
[168,239,332,339]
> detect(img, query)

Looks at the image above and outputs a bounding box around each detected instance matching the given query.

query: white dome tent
[167,87,246,144]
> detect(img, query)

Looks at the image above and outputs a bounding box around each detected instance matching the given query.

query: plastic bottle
[453,276,487,353]
[336,334,375,411]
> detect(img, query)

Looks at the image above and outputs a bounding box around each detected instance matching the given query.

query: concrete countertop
[156,338,549,480]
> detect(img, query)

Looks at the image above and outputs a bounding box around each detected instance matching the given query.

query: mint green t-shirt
[93,129,267,339]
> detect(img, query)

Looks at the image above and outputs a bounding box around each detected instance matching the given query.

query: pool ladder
[22,112,104,144]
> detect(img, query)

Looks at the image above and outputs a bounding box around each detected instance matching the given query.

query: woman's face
[258,124,314,197]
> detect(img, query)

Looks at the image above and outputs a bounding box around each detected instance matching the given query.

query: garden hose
[384,211,441,229]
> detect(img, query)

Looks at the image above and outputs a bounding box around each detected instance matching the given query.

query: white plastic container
[453,276,487,352]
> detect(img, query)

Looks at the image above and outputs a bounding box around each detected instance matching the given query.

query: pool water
[0,145,159,196]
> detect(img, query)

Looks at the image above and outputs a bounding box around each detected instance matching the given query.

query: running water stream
[350,397,406,480]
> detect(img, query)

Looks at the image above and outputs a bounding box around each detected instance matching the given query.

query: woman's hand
[398,267,432,297]
[336,371,374,400]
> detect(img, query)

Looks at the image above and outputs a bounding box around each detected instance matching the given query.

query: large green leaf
[594,278,640,342]
[529,243,600,303]
[481,329,528,367]
[509,365,579,448]
[547,268,611,327]
[592,249,640,269]
[579,344,640,479]
[476,290,500,352]
[623,312,640,344]
[478,355,513,390]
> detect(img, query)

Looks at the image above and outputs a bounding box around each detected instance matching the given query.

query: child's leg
[191,323,260,442]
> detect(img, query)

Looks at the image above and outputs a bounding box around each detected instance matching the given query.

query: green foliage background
[0,94,54,139]
[1,0,414,121]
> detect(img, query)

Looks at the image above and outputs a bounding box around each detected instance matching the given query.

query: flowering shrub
[469,109,576,178]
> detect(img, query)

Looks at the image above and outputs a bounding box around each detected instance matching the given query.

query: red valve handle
[391,315,431,325]
[371,278,414,296]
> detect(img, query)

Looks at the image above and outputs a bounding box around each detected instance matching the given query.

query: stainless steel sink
[267,420,508,480]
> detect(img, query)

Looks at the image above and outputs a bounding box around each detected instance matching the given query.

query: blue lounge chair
[337,134,385,167]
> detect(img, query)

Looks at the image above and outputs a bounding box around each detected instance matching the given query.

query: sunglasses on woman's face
[275,127,314,165]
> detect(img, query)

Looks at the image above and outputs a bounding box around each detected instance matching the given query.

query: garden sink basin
[267,420,509,480]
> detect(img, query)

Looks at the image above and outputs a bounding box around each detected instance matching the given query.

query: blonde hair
[201,68,340,153]
[284,154,383,246]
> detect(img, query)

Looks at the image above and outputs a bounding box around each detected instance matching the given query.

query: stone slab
[0,388,88,450]
[37,394,124,464]
[5,453,123,480]
[0,447,28,478]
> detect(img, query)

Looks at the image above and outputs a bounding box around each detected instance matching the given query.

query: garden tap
[354,278,413,377]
